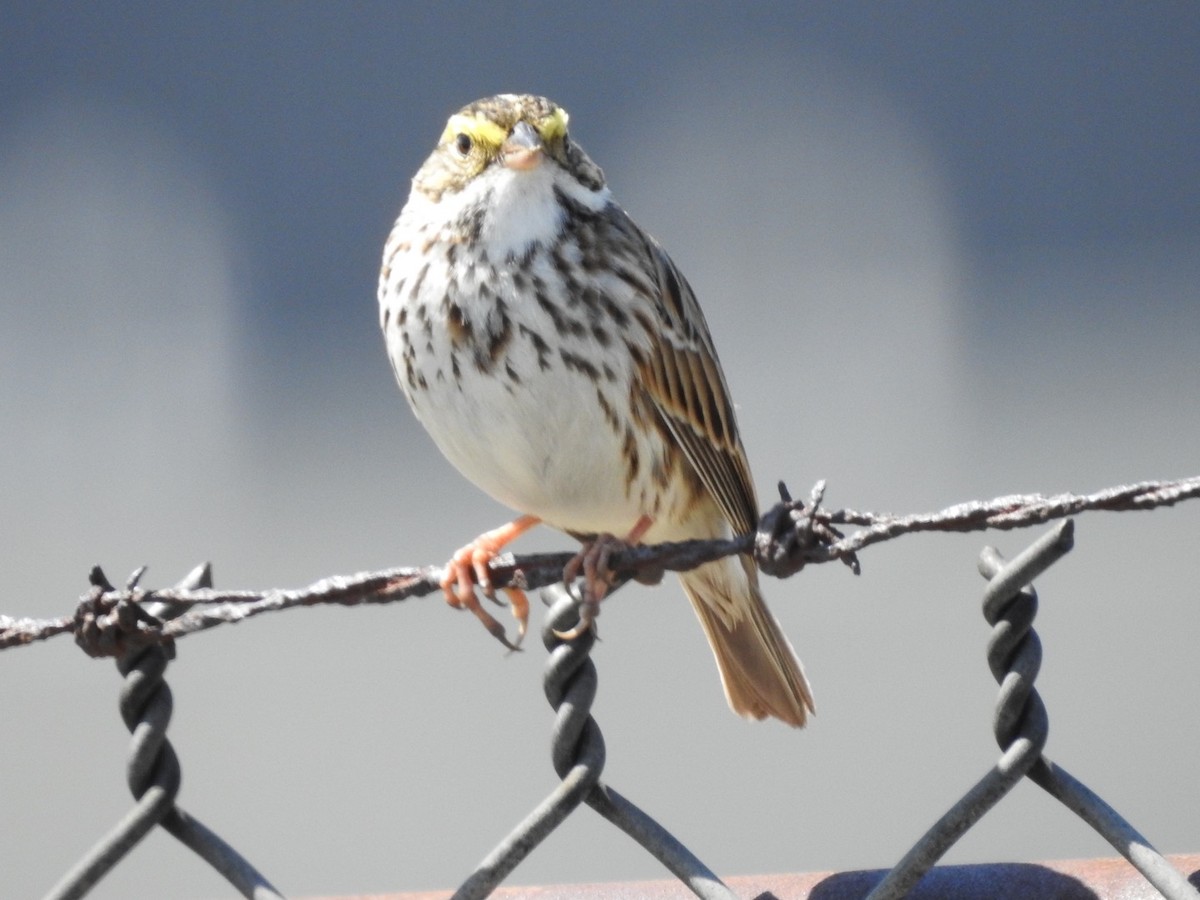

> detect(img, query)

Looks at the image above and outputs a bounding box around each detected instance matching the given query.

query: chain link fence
[19,520,1197,899]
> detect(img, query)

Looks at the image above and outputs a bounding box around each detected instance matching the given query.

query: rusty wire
[43,565,283,900]
[433,522,1200,898]
[14,492,1200,897]
[433,522,1200,897]
[3,475,1198,654]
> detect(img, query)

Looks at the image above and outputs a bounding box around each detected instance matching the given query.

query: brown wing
[633,232,759,536]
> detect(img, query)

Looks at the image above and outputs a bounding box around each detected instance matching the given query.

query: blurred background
[2,3,1198,898]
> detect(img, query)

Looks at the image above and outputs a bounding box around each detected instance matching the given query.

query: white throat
[480,165,564,257]
[438,163,612,260]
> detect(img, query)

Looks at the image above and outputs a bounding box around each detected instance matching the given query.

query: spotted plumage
[379,94,814,726]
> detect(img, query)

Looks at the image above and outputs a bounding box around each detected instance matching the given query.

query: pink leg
[555,515,654,640]
[441,514,540,649]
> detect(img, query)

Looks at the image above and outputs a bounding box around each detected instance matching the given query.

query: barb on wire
[44,565,284,900]
[2,475,1197,655]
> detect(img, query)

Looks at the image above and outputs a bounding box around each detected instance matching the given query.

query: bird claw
[467,592,524,652]
[554,515,652,641]
[442,561,527,650]
[440,520,539,650]
[552,599,598,642]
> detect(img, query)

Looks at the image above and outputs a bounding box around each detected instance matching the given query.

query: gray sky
[2,4,1198,898]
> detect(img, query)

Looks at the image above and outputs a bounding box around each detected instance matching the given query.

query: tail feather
[680,556,814,727]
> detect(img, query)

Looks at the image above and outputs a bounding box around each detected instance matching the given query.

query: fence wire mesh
[42,565,284,900]
[23,519,1198,898]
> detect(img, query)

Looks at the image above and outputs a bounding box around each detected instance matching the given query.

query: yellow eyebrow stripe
[537,107,569,141]
[441,113,508,149]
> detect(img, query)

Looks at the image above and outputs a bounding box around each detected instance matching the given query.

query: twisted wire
[979,544,1199,900]
[8,476,1194,655]
[451,586,605,900]
[868,522,1199,900]
[453,585,733,900]
[866,523,1071,899]
[44,566,283,900]
[38,522,1199,898]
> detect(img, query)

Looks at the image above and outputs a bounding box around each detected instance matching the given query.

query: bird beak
[502,121,544,171]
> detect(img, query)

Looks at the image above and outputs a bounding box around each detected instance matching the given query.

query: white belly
[385,245,681,539]
[417,352,646,532]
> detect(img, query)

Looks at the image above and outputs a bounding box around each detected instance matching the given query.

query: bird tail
[680,555,814,727]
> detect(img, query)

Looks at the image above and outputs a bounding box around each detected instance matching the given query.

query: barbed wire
[443,522,1200,899]
[11,480,1200,898]
[42,564,284,900]
[1,475,1197,656]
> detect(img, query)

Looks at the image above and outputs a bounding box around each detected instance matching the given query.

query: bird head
[412,94,605,201]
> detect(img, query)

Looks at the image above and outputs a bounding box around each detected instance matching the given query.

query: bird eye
[454,133,472,156]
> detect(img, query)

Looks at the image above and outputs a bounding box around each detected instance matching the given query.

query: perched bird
[379,94,814,726]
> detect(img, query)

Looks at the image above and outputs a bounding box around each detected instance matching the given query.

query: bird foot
[441,515,539,650]
[554,515,653,641]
